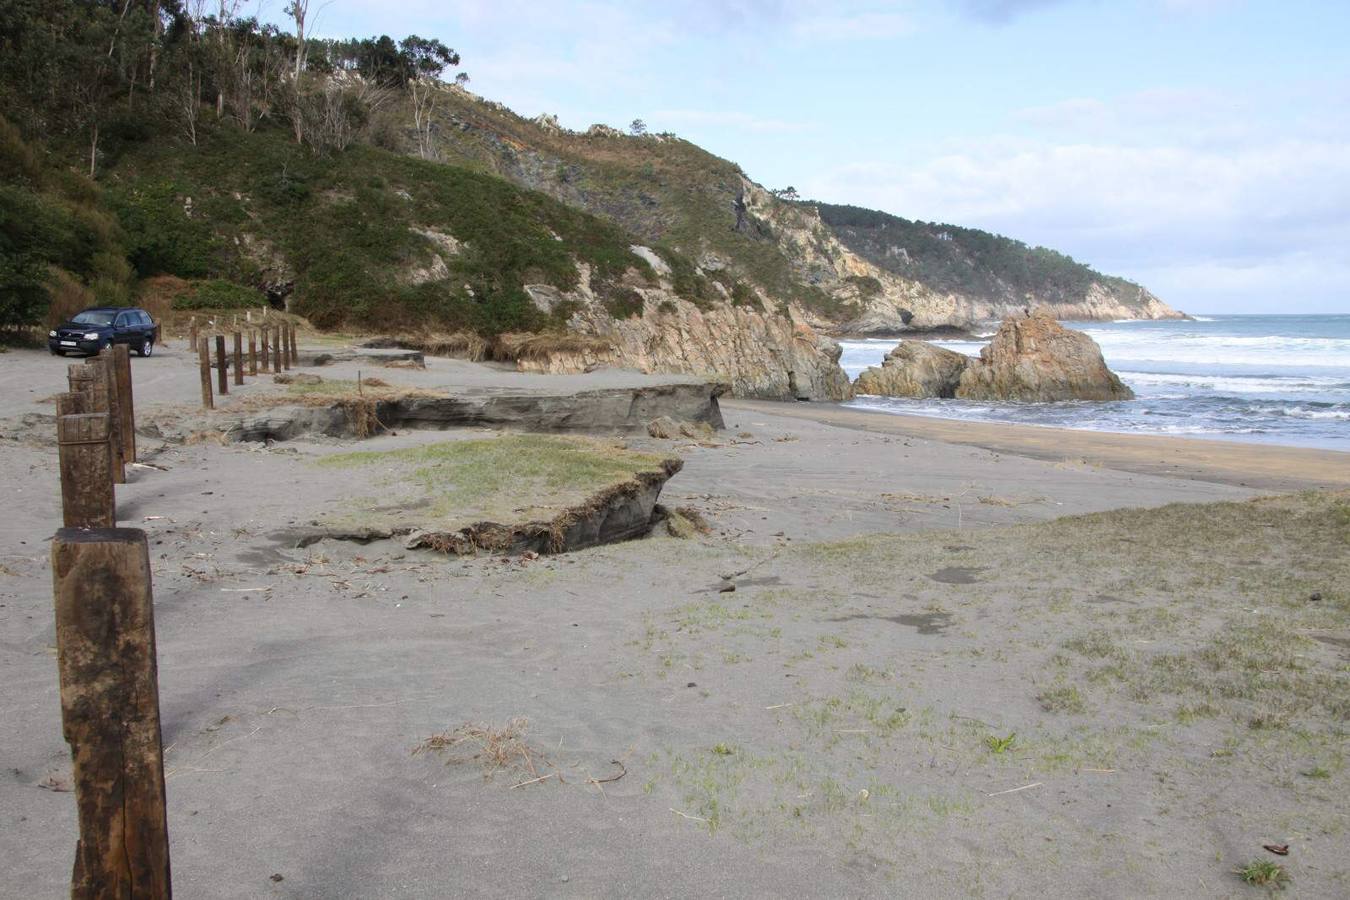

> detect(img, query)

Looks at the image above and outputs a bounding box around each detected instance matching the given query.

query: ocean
[840,314,1350,451]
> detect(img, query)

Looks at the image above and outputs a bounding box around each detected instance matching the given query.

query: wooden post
[188,319,198,355]
[198,341,213,410]
[248,330,257,376]
[215,334,228,395]
[56,414,116,529]
[288,322,298,366]
[86,355,125,485]
[259,327,269,375]
[271,326,282,374]
[232,331,244,386]
[281,323,291,371]
[56,392,89,417]
[112,344,135,464]
[68,364,97,401]
[51,528,171,899]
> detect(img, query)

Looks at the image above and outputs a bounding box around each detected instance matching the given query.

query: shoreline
[724,398,1350,492]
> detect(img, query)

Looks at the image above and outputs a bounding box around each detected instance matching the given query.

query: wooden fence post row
[52,527,171,899]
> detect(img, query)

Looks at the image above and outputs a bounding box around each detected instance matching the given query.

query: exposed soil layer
[279,459,682,556]
[225,383,726,442]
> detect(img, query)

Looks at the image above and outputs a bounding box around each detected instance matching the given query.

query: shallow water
[841,314,1350,450]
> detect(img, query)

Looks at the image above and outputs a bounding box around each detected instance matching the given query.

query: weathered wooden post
[215,335,228,395]
[56,393,88,416]
[68,364,97,403]
[271,326,282,374]
[281,323,292,371]
[188,318,198,355]
[259,327,270,374]
[51,527,171,899]
[232,331,244,386]
[248,330,258,376]
[56,413,116,528]
[198,341,213,410]
[288,322,298,366]
[86,355,125,484]
[111,344,136,464]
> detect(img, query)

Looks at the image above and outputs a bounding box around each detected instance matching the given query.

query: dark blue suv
[49,307,158,357]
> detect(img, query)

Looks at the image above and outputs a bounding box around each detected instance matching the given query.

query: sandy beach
[2,345,1347,898]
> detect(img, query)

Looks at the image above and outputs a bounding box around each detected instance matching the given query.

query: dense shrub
[174,279,262,310]
[0,117,130,327]
[602,288,645,319]
[107,180,219,279]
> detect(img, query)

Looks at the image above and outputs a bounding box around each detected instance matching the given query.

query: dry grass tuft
[413,718,547,780]
[667,506,713,538]
[492,331,614,362]
[184,429,229,446]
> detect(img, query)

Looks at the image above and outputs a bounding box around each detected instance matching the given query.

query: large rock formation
[513,260,853,402]
[854,341,970,398]
[955,311,1134,402]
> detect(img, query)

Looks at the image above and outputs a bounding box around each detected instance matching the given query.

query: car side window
[115,313,130,327]
[136,311,150,325]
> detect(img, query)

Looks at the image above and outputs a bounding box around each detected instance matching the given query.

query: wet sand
[727,399,1350,492]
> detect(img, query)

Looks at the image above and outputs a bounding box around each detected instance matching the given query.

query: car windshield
[71,311,117,326]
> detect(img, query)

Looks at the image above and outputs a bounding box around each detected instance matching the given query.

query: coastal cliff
[516,261,852,401]
[422,87,1183,335]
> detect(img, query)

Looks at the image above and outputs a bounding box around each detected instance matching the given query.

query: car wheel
[138,338,154,357]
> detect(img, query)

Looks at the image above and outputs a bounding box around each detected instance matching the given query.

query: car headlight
[49,330,57,337]
[84,332,100,340]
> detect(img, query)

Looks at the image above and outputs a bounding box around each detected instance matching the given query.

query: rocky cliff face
[956,311,1134,402]
[514,258,853,402]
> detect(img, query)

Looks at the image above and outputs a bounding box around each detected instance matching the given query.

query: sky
[261,0,1350,314]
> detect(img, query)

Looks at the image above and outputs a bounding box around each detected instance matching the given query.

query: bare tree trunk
[88,123,98,178]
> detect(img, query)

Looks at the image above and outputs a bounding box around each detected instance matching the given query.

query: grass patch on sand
[317,434,673,532]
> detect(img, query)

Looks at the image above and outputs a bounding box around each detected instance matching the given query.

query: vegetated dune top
[314,434,674,534]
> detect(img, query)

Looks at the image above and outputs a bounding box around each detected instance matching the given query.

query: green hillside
[0,3,1168,340]
[813,203,1140,307]
[103,123,670,333]
[418,92,842,313]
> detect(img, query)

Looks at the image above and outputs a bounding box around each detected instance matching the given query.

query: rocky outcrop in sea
[852,311,1134,402]
[854,341,969,398]
[957,310,1134,402]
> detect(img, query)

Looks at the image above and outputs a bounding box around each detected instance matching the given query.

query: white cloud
[802,128,1350,311]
